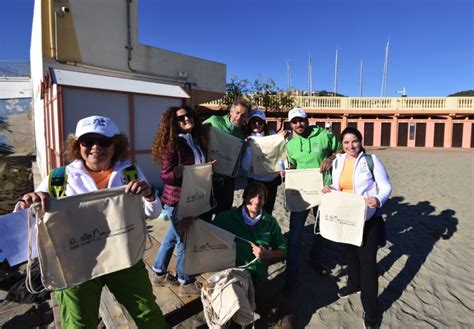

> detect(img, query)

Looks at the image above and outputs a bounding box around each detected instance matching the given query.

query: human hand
[18,192,50,212]
[321,185,332,194]
[365,197,380,208]
[250,243,269,260]
[279,129,290,138]
[125,180,155,202]
[210,160,217,169]
[320,159,333,172]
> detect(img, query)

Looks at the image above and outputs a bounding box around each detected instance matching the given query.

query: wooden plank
[144,220,206,327]
[99,286,136,329]
[49,294,61,329]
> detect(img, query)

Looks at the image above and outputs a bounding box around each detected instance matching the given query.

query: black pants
[248,175,282,215]
[345,215,382,322]
[212,175,236,215]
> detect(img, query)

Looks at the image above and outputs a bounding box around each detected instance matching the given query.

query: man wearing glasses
[285,108,340,290]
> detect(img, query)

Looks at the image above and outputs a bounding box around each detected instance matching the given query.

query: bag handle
[25,204,47,294]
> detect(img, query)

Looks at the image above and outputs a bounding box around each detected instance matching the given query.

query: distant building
[202,95,474,149]
[30,0,225,185]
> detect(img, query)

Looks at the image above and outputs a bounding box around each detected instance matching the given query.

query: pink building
[203,96,474,148]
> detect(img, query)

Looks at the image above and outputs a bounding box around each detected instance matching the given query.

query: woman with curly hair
[151,105,209,296]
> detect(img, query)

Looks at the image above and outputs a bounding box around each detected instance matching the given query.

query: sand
[180,147,474,328]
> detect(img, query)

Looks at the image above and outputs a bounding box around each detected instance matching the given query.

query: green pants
[54,260,167,328]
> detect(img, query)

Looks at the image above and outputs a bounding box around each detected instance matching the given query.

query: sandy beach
[179,147,474,328]
[0,148,473,328]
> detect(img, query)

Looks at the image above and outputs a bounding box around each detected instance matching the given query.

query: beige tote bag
[201,268,256,328]
[317,191,367,246]
[175,163,214,221]
[184,219,236,275]
[284,168,324,211]
[250,134,287,175]
[207,127,243,177]
[32,187,146,290]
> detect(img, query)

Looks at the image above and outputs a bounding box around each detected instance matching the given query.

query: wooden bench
[50,220,207,328]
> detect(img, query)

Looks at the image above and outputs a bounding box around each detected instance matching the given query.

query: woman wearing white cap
[16,115,167,328]
[241,109,287,215]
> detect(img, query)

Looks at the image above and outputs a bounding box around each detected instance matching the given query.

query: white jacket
[34,159,161,218]
[329,152,392,220]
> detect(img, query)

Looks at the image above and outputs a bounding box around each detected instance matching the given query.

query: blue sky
[1,0,473,96]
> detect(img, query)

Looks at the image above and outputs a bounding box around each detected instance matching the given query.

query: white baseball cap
[249,109,266,121]
[288,108,307,121]
[75,115,120,138]
[325,122,332,128]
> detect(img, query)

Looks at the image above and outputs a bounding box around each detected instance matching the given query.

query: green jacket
[204,114,245,140]
[287,125,340,184]
[213,207,287,282]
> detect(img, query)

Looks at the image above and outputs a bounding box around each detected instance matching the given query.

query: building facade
[31,0,226,184]
[203,96,474,149]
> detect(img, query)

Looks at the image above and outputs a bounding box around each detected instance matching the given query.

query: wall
[40,0,225,103]
[59,87,180,186]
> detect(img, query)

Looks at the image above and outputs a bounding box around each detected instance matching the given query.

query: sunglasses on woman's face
[176,113,193,122]
[79,136,114,148]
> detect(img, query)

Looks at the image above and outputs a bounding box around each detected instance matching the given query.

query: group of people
[15,96,391,329]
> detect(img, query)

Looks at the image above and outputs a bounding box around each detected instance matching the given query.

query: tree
[448,90,474,97]
[222,76,250,106]
[223,76,294,113]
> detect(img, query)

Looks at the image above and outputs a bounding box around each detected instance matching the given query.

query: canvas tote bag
[207,127,243,177]
[30,187,146,290]
[317,191,367,246]
[184,219,236,275]
[201,268,256,328]
[250,134,287,176]
[284,168,324,211]
[175,163,215,221]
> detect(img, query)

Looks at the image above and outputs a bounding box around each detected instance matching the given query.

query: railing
[202,96,474,111]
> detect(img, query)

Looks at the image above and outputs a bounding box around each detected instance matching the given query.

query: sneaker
[280,313,295,329]
[178,281,202,297]
[337,284,361,298]
[363,318,380,329]
[151,272,178,287]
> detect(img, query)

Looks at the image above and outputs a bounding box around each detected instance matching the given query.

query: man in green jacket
[204,97,251,215]
[285,107,340,289]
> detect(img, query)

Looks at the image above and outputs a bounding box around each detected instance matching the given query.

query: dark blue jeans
[285,207,327,281]
[152,204,192,284]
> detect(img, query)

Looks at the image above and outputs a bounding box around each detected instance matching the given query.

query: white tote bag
[207,127,243,177]
[31,187,147,290]
[317,191,367,246]
[250,134,287,176]
[184,219,236,275]
[284,168,324,211]
[175,163,214,221]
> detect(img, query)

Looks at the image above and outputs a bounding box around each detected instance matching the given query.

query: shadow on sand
[377,196,458,313]
[279,196,458,327]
